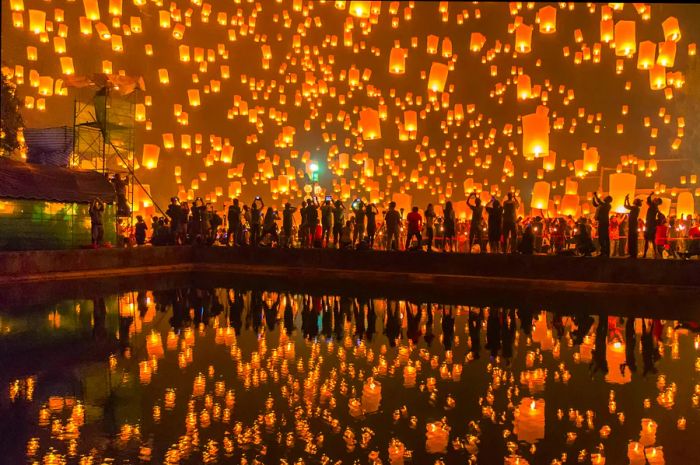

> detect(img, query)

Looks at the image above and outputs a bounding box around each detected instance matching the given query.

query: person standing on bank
[623,194,642,258]
[502,192,520,253]
[227,199,242,246]
[166,197,183,244]
[89,198,105,248]
[643,193,661,258]
[332,200,345,248]
[405,206,423,251]
[592,192,612,257]
[424,203,436,252]
[365,202,379,249]
[467,192,484,253]
[384,202,401,251]
[250,196,264,246]
[352,198,366,246]
[135,215,147,246]
[485,195,503,253]
[321,197,334,247]
[443,200,456,252]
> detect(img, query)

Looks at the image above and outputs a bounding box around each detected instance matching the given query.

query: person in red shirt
[405,206,423,251]
[684,220,700,259]
[654,214,669,258]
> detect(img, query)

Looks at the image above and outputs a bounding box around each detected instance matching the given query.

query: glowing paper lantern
[583,147,599,172]
[427,62,449,92]
[649,64,666,90]
[28,10,46,34]
[142,144,160,169]
[349,1,371,18]
[676,191,694,218]
[637,41,656,69]
[404,110,417,132]
[515,24,533,53]
[470,32,486,52]
[538,6,556,34]
[662,17,681,42]
[614,20,636,56]
[517,74,531,100]
[522,112,549,159]
[359,108,381,140]
[657,41,676,67]
[609,173,636,213]
[187,89,201,107]
[83,0,101,21]
[560,194,579,216]
[531,181,551,210]
[389,47,407,74]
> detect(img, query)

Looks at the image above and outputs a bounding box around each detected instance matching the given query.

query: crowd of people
[109,192,700,259]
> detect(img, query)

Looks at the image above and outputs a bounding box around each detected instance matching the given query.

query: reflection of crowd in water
[111,288,687,377]
[115,192,700,259]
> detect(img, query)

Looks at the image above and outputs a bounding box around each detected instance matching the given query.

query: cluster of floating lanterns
[2,2,698,216]
[9,293,699,465]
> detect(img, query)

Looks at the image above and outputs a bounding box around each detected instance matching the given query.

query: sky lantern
[388,47,406,74]
[600,19,613,43]
[517,74,531,100]
[609,173,636,213]
[187,89,201,106]
[427,62,448,92]
[522,112,549,159]
[657,41,676,67]
[649,64,666,90]
[538,5,556,34]
[531,181,550,210]
[359,108,381,140]
[662,16,681,42]
[83,0,100,21]
[560,194,579,216]
[515,24,532,53]
[404,110,418,132]
[470,32,486,52]
[614,20,636,56]
[637,41,656,69]
[142,144,160,169]
[28,10,46,34]
[676,191,694,218]
[583,147,599,172]
[158,69,169,84]
[59,57,74,75]
[349,1,371,18]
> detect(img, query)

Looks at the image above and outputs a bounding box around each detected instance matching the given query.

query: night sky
[3,1,699,217]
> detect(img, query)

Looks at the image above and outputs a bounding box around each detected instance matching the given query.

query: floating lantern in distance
[517,74,532,100]
[515,23,533,53]
[583,147,598,172]
[83,0,100,21]
[649,64,666,90]
[676,191,694,218]
[389,47,406,74]
[560,194,579,216]
[470,32,486,52]
[28,10,46,34]
[531,181,550,210]
[142,144,160,169]
[662,16,680,42]
[637,41,656,69]
[522,112,549,159]
[614,20,636,56]
[538,5,556,34]
[657,41,676,67]
[359,108,381,140]
[427,62,449,92]
[187,89,201,107]
[609,173,636,213]
[404,110,417,132]
[349,1,371,18]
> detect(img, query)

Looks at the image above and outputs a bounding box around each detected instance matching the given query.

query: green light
[309,162,319,172]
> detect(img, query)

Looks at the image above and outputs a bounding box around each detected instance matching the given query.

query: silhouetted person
[643,194,661,258]
[405,206,423,251]
[227,199,242,246]
[322,297,333,339]
[250,197,264,246]
[365,203,379,248]
[135,215,147,245]
[384,202,401,251]
[592,192,612,257]
[468,309,483,360]
[89,198,105,247]
[502,193,520,253]
[406,302,422,344]
[486,308,502,359]
[166,197,183,244]
[518,224,535,255]
[384,300,402,347]
[467,192,484,252]
[263,294,280,331]
[424,204,436,252]
[283,293,295,335]
[621,317,637,377]
[333,298,344,341]
[441,306,455,351]
[641,319,658,376]
[486,196,503,253]
[623,194,642,258]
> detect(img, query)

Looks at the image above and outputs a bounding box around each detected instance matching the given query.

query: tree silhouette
[1,71,23,156]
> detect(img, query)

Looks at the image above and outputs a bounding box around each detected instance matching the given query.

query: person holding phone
[321,196,334,247]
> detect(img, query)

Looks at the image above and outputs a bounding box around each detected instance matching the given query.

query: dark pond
[1,286,698,465]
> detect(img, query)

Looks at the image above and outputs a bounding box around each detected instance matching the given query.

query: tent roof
[0,157,116,204]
